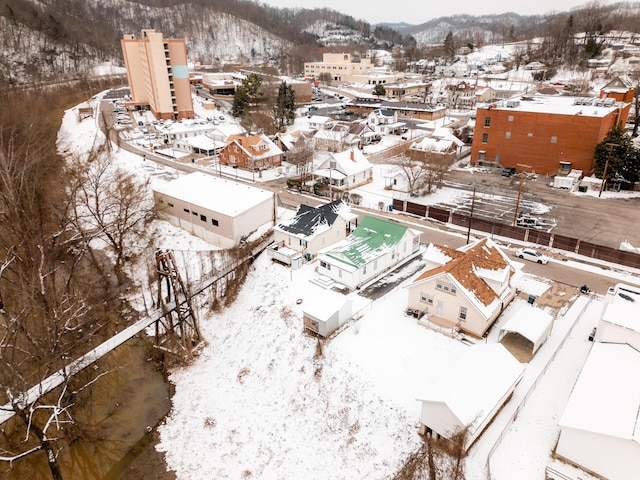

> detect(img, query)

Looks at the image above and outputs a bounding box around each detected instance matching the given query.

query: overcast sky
[260,0,617,26]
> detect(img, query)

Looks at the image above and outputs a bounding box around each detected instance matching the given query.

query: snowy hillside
[156,253,425,479]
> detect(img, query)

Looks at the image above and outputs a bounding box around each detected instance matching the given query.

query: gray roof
[277,201,347,238]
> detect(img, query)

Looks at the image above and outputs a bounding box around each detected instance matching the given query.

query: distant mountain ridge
[1,0,640,85]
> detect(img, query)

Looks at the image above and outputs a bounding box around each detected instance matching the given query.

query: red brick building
[470,85,632,175]
[219,133,283,171]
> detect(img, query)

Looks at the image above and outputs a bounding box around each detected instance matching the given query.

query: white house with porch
[271,200,358,258]
[406,238,518,337]
[366,108,405,135]
[313,148,373,191]
[316,215,421,290]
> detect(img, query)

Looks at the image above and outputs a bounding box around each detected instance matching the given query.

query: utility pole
[598,143,618,198]
[466,185,476,244]
[512,163,531,226]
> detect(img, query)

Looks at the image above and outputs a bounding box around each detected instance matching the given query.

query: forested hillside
[1,0,640,85]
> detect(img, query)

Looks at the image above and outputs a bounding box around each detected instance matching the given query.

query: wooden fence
[392,199,640,269]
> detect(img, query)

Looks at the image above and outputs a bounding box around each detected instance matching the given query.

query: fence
[485,296,593,480]
[392,199,640,270]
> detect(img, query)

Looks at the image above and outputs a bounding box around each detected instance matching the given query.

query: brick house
[219,133,283,171]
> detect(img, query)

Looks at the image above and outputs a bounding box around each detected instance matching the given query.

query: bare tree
[393,427,468,480]
[287,133,315,185]
[390,154,429,195]
[66,146,154,285]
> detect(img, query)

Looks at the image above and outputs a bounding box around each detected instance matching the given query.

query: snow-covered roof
[410,136,461,153]
[321,215,409,269]
[274,200,356,240]
[411,238,515,317]
[417,344,524,435]
[481,94,623,117]
[226,133,283,160]
[153,172,273,217]
[498,301,554,354]
[559,342,640,442]
[179,134,225,151]
[317,148,372,177]
[601,284,640,332]
[156,120,218,136]
[307,115,333,125]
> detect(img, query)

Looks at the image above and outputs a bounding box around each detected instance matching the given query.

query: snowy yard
[154,245,604,479]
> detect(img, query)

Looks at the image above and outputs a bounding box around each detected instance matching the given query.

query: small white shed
[302,292,352,337]
[596,284,640,350]
[498,301,554,356]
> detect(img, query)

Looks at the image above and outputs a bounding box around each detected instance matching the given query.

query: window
[459,306,467,320]
[300,239,307,248]
[551,136,557,144]
[168,202,174,207]
[484,116,491,127]
[528,132,533,137]
[211,219,219,226]
[420,292,434,304]
[505,131,511,139]
[478,151,486,160]
[192,211,198,216]
[482,133,488,143]
[436,280,456,295]
[508,115,514,122]
[200,214,207,222]
[183,208,190,213]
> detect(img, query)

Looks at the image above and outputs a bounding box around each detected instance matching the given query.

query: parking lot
[442,168,640,250]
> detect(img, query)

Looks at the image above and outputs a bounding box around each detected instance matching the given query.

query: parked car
[502,167,517,177]
[514,248,549,264]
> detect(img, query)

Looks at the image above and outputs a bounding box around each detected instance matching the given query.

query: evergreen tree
[444,31,456,60]
[372,83,386,98]
[232,73,264,118]
[593,126,640,183]
[274,81,296,130]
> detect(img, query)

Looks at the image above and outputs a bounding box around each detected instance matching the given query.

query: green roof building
[317,215,421,290]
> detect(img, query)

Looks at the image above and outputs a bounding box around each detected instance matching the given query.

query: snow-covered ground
[58,89,640,480]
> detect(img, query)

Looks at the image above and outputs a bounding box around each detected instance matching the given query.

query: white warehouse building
[153,172,274,248]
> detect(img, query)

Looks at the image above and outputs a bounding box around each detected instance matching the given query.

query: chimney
[350,150,355,161]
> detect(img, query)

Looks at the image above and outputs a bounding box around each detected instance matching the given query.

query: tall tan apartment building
[121,29,194,120]
[304,53,374,83]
